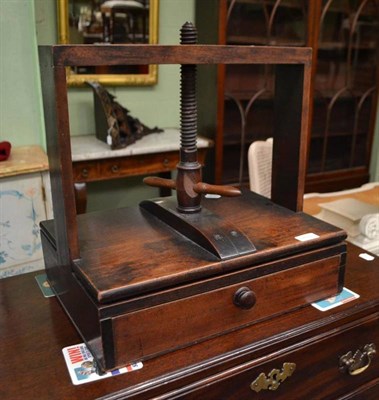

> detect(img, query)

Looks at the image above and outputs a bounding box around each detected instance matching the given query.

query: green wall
[0,0,45,147]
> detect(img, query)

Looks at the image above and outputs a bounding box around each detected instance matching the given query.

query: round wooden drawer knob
[111,164,119,173]
[233,287,256,309]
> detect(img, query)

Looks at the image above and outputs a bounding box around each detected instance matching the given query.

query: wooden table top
[1,243,378,400]
[304,182,379,216]
[0,145,48,178]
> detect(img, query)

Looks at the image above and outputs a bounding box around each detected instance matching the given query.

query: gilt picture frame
[57,0,159,86]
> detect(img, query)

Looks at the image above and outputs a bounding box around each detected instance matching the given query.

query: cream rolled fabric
[359,214,379,240]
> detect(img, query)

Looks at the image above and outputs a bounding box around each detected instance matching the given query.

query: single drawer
[111,254,342,366]
[99,153,179,178]
[171,313,379,400]
[72,162,99,181]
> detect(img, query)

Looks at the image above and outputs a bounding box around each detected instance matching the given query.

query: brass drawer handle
[81,168,89,178]
[250,362,296,393]
[339,343,376,376]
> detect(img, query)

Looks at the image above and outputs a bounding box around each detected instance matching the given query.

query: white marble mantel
[71,128,213,162]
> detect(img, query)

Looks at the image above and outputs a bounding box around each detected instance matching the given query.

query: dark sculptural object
[88,80,162,149]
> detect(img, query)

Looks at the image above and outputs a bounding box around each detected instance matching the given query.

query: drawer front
[72,162,99,182]
[171,314,379,400]
[73,153,180,183]
[99,153,179,178]
[112,255,342,365]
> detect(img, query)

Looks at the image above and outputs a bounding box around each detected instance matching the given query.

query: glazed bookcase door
[196,0,378,192]
[219,0,309,185]
[309,0,379,184]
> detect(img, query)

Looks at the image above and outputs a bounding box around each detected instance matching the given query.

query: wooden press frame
[38,44,312,265]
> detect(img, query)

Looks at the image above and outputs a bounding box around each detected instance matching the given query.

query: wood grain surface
[41,191,346,302]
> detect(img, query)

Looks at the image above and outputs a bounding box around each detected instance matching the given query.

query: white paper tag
[359,252,375,261]
[107,127,113,145]
[295,233,320,242]
[62,343,143,385]
[106,134,112,146]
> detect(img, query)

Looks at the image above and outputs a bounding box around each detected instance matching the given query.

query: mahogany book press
[38,25,346,374]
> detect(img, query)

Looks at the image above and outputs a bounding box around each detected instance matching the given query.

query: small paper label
[359,252,375,261]
[295,233,319,242]
[311,287,359,312]
[106,127,113,145]
[62,343,143,385]
[35,274,55,298]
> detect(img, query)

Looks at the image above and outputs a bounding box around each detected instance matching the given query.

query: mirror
[57,0,159,86]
